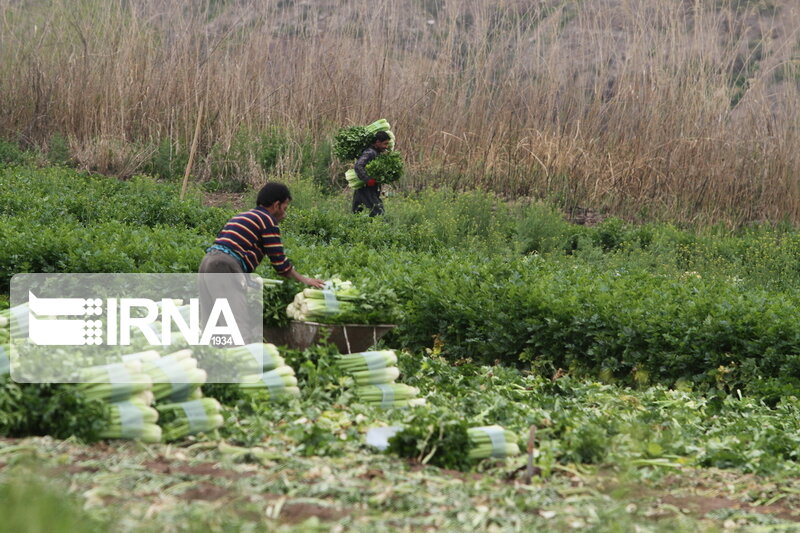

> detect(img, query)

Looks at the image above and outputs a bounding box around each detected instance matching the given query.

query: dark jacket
[352,146,384,216]
[354,147,380,188]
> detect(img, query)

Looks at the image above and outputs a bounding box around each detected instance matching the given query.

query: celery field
[4,166,800,531]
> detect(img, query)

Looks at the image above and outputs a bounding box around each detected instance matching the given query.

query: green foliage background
[4,165,800,398]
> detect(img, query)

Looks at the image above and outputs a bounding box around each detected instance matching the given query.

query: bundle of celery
[333,118,392,161]
[345,150,404,190]
[140,349,207,402]
[0,344,8,377]
[387,413,518,470]
[0,346,159,442]
[223,342,285,373]
[386,408,472,470]
[335,350,425,408]
[74,360,154,404]
[0,302,8,377]
[70,359,163,443]
[202,344,297,404]
[0,303,28,337]
[365,150,404,185]
[345,169,362,189]
[286,280,364,323]
[286,287,358,322]
[97,398,162,443]
[157,397,225,442]
[467,426,521,459]
[194,342,285,379]
[239,364,300,400]
[355,384,423,408]
[336,350,401,388]
[286,278,398,325]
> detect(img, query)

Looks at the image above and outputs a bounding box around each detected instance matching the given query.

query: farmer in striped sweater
[199,182,324,342]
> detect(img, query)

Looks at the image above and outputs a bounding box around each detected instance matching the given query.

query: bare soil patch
[279,501,350,524]
[142,460,255,480]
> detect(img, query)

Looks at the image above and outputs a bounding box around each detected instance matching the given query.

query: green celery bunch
[157,398,225,442]
[141,350,206,402]
[286,279,396,324]
[74,360,154,404]
[0,344,8,377]
[349,366,400,386]
[333,119,391,161]
[355,383,419,404]
[333,126,369,162]
[335,350,398,372]
[467,426,521,459]
[287,297,358,322]
[345,169,362,189]
[97,398,162,443]
[387,416,520,470]
[387,409,473,471]
[336,350,424,407]
[302,286,362,301]
[0,303,28,337]
[344,136,401,189]
[239,365,300,399]
[221,343,285,373]
[365,150,404,185]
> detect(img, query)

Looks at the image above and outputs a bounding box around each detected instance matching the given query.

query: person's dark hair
[256,182,292,207]
[374,131,390,142]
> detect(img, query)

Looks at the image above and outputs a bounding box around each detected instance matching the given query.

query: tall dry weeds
[0,0,798,225]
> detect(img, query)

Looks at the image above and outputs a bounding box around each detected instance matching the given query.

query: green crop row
[4,166,800,397]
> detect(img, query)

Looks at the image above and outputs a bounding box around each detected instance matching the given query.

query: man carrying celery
[351,131,391,216]
[199,182,324,344]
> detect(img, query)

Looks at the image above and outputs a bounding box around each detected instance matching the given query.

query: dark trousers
[352,186,384,216]
[198,250,260,344]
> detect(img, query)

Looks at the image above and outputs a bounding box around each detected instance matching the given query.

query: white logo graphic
[26,292,242,346]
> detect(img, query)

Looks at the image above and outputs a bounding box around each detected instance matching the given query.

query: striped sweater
[212,206,292,274]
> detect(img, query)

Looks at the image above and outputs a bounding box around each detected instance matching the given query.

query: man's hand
[366,178,377,187]
[285,268,326,289]
[301,276,326,289]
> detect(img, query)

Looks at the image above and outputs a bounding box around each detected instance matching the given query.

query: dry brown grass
[1,0,798,225]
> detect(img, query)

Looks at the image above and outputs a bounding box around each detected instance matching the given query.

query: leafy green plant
[333,126,370,161]
[0,139,28,166]
[0,380,110,441]
[332,119,391,161]
[299,136,338,192]
[256,126,289,173]
[365,150,404,185]
[387,406,473,470]
[515,202,583,254]
[144,138,189,181]
[46,133,72,166]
